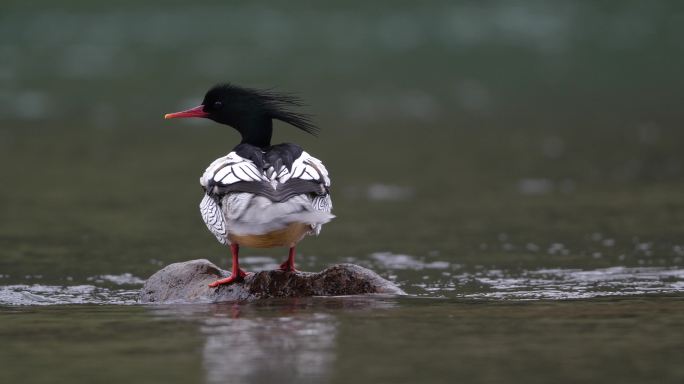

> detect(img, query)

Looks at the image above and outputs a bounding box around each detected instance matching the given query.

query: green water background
[1,1,683,383]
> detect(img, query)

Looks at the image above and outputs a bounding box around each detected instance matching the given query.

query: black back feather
[233,143,303,171]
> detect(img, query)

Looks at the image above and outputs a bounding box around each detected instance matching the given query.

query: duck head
[165,84,318,148]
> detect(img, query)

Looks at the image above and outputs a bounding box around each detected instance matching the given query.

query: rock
[139,259,406,304]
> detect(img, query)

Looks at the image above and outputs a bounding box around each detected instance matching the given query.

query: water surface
[1,1,684,383]
[2,296,684,384]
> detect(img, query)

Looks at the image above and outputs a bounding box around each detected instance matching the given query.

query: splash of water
[0,284,139,305]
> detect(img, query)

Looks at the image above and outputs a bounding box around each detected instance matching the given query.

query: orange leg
[209,244,248,287]
[278,247,299,272]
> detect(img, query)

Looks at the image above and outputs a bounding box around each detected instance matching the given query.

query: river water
[1,1,684,383]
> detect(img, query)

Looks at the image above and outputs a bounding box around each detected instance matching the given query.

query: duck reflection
[149,297,398,384]
[201,303,337,384]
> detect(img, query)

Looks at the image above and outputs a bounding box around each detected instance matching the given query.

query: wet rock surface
[139,259,406,303]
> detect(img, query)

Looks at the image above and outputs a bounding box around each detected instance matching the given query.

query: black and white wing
[199,152,264,245]
[200,152,266,192]
[199,150,333,240]
[277,151,331,187]
[199,193,228,245]
[283,151,332,235]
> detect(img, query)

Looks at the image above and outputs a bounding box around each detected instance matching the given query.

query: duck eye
[213,101,223,109]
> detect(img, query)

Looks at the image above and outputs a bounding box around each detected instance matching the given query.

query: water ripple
[0,284,139,306]
[2,266,683,305]
[415,267,684,300]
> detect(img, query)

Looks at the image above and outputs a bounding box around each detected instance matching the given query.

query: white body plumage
[198,150,333,246]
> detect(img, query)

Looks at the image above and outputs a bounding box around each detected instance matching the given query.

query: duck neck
[239,117,272,148]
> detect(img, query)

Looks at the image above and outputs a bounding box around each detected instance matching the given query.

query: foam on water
[369,252,451,270]
[416,266,684,300]
[87,273,146,285]
[0,284,140,306]
[1,262,684,305]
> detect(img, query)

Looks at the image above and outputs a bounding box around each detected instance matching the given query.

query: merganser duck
[164,84,333,287]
